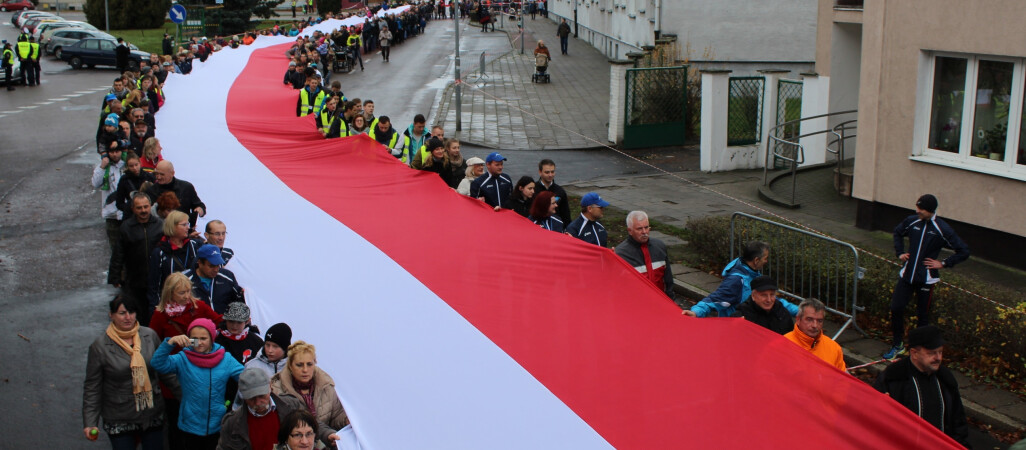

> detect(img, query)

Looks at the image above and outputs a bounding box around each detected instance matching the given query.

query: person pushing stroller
[532,40,551,83]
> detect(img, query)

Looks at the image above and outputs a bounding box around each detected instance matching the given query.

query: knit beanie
[265,322,292,351]
[916,194,938,213]
[187,318,217,340]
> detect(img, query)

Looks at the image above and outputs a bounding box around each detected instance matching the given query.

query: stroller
[531,52,550,83]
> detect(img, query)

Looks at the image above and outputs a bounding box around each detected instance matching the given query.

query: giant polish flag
[153,31,962,449]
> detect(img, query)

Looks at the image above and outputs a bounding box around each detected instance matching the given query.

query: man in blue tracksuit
[683,241,770,318]
[469,152,513,209]
[567,192,609,247]
[883,194,969,359]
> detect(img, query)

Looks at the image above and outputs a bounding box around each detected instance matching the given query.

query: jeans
[109,426,164,450]
[559,36,568,54]
[381,46,390,61]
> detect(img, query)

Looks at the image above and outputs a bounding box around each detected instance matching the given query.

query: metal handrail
[762,110,858,206]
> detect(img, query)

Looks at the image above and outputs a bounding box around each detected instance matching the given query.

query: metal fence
[727,77,765,146]
[729,212,866,340]
[773,79,803,169]
[623,66,688,149]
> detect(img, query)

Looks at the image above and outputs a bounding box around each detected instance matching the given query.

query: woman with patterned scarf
[83,296,174,449]
[153,317,244,450]
[270,341,350,431]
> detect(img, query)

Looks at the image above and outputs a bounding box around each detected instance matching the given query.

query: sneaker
[883,344,905,360]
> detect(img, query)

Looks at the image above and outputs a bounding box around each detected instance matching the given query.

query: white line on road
[18,105,38,109]
[48,98,70,101]
[75,91,95,94]
[36,102,53,105]
[2,110,23,114]
[0,115,5,119]
[64,93,84,97]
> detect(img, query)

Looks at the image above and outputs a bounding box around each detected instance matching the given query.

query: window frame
[913,51,1026,181]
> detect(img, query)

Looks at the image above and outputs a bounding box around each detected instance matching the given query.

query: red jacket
[149,300,223,340]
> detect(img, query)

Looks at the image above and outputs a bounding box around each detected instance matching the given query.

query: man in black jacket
[182,244,244,314]
[114,38,130,73]
[146,160,206,230]
[110,192,164,325]
[874,325,970,448]
[615,210,675,300]
[884,194,970,359]
[731,276,798,335]
[535,159,570,225]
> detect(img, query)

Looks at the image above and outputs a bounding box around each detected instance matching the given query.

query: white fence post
[700,69,732,172]
[608,59,634,144]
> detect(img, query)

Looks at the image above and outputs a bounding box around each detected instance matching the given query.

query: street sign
[169,4,187,24]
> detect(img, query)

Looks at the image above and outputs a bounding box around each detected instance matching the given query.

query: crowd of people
[81,2,981,448]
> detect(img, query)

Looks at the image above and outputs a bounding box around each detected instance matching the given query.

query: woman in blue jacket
[153,317,243,450]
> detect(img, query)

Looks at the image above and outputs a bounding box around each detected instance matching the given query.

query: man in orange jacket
[784,298,846,371]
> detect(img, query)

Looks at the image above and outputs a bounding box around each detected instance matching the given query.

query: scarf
[183,347,227,369]
[164,302,188,317]
[105,322,154,411]
[292,376,317,416]
[219,327,249,341]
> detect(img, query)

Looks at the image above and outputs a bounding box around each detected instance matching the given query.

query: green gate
[774,79,803,168]
[180,6,222,41]
[623,66,688,149]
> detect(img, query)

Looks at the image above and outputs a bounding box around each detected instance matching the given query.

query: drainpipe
[654,0,661,40]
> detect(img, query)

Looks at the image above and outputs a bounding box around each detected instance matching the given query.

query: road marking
[36,102,53,105]
[2,110,23,114]
[64,93,84,97]
[18,105,38,109]
[0,115,5,119]
[48,98,69,102]
[75,90,95,94]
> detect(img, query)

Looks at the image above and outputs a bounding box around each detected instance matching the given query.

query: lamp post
[104,0,110,32]
[454,1,462,131]
[572,0,578,38]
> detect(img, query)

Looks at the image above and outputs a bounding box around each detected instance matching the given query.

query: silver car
[46,28,116,59]
[35,20,97,44]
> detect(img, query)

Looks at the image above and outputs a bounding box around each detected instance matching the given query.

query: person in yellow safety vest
[16,34,36,87]
[2,40,15,91]
[28,36,41,87]
[346,27,363,71]
[318,96,343,137]
[296,73,325,117]
[368,116,411,161]
[416,125,446,165]
[403,115,431,167]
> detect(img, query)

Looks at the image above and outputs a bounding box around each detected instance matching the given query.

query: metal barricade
[729,212,866,339]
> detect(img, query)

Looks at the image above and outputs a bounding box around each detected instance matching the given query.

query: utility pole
[104,0,110,32]
[572,0,578,38]
[454,1,462,131]
[519,1,524,54]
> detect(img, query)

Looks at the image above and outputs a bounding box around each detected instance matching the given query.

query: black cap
[264,322,292,351]
[750,275,777,292]
[916,194,938,213]
[908,325,945,350]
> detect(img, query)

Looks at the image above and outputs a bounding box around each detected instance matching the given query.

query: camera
[189,338,198,347]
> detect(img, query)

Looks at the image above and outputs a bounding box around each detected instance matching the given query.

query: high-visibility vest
[368,128,411,161]
[299,88,325,117]
[320,109,342,135]
[29,42,39,59]
[1,48,13,66]
[17,41,31,59]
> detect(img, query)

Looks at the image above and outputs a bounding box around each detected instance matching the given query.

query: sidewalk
[563,159,1026,436]
[434,16,610,149]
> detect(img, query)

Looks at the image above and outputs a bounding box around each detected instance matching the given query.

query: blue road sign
[169,4,187,24]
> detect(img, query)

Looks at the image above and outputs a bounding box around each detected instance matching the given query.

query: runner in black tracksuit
[885,194,969,357]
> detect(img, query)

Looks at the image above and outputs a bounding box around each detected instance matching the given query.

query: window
[80,39,99,50]
[918,52,1026,179]
[99,40,115,51]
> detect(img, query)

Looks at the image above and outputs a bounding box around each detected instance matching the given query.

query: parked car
[38,21,98,46]
[15,11,56,28]
[60,38,150,70]
[46,29,116,59]
[0,0,34,12]
[0,58,25,86]
[25,17,64,34]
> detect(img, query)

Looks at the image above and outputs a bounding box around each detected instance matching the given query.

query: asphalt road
[0,11,1009,450]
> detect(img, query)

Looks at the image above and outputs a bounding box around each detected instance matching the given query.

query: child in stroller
[532,40,551,83]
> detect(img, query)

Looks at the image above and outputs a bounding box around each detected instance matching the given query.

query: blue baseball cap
[104,113,119,127]
[485,152,507,163]
[104,93,117,102]
[580,192,610,208]
[197,244,226,266]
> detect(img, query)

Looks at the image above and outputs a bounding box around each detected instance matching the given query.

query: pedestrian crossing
[0,85,109,119]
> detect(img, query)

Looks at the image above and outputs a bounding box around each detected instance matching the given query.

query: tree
[213,0,284,35]
[85,0,170,30]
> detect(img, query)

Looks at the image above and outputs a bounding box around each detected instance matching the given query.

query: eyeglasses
[289,432,315,440]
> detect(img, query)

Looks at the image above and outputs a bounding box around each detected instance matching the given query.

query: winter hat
[916,194,938,213]
[237,367,271,399]
[104,113,119,127]
[426,137,444,153]
[188,318,217,340]
[223,302,251,323]
[264,322,292,350]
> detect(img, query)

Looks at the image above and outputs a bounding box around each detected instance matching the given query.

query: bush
[686,215,1026,393]
[85,0,170,30]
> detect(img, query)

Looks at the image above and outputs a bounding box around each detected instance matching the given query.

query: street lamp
[104,0,110,32]
[573,0,578,38]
